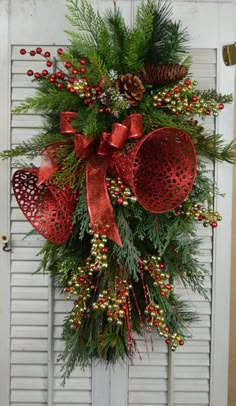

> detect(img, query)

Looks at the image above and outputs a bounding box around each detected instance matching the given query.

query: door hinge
[223,43,236,66]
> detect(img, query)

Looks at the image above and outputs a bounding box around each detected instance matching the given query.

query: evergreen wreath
[1,0,235,382]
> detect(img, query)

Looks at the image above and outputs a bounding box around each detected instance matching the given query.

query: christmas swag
[1,0,235,381]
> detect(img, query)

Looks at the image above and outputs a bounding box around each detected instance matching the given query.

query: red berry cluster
[140,256,171,297]
[106,177,137,206]
[145,303,184,350]
[88,232,109,272]
[175,201,222,228]
[64,264,95,329]
[19,47,102,105]
[92,279,130,326]
[153,78,224,117]
[20,47,55,79]
[140,256,184,350]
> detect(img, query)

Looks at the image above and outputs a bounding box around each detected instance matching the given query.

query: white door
[0,1,235,406]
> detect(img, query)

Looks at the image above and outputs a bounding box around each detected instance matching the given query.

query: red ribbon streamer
[86,154,122,246]
[83,114,143,246]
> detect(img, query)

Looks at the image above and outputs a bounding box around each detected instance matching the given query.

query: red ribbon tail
[86,154,122,247]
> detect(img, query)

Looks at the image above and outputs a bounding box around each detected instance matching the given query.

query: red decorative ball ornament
[30,50,36,56]
[36,47,42,54]
[42,70,48,76]
[44,51,51,58]
[49,74,56,83]
[57,48,63,54]
[109,127,197,213]
[20,48,26,55]
[12,169,77,244]
[80,59,86,65]
[65,62,72,69]
[34,72,41,79]
[57,71,65,79]
[27,69,34,76]
[68,77,75,84]
[46,60,53,67]
[184,79,191,85]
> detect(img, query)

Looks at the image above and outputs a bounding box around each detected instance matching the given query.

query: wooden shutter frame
[0,2,235,405]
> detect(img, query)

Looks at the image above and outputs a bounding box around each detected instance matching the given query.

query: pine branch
[159,21,190,64]
[87,52,110,82]
[104,9,131,71]
[143,1,189,64]
[194,132,236,164]
[12,88,81,114]
[66,0,101,46]
[0,131,67,159]
[124,0,156,72]
[196,89,233,104]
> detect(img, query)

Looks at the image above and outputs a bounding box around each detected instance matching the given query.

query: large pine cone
[116,74,145,106]
[142,64,188,85]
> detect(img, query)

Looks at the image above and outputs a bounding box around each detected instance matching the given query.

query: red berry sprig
[88,230,109,272]
[175,200,222,228]
[144,302,184,350]
[64,264,95,330]
[106,177,137,206]
[92,278,131,326]
[153,78,224,117]
[20,47,53,79]
[20,48,104,106]
[141,256,171,296]
[140,256,184,351]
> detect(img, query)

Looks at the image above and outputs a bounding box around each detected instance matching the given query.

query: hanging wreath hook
[0,234,11,252]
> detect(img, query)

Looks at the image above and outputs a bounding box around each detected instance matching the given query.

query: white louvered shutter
[0,2,235,406]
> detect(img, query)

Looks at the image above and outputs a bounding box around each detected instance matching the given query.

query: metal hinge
[223,43,236,66]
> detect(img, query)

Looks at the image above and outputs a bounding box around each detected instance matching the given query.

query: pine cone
[142,64,188,85]
[115,74,145,106]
